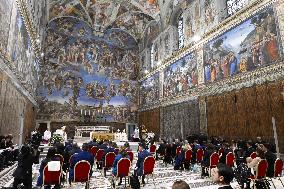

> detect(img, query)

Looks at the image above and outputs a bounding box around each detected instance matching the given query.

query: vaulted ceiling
[48,0,160,43]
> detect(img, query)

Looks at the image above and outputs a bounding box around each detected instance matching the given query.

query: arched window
[178,13,184,49]
[227,0,249,16]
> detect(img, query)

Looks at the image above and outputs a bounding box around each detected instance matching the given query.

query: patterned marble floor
[1,145,283,189]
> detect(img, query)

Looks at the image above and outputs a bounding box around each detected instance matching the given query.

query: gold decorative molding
[16,0,42,61]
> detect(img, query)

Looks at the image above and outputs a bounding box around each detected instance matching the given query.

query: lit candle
[85,110,87,115]
[81,109,83,115]
[89,110,91,115]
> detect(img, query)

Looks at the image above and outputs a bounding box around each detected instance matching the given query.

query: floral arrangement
[49,134,64,145]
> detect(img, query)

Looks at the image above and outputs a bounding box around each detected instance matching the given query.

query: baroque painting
[163,51,198,98]
[203,6,280,83]
[140,73,159,106]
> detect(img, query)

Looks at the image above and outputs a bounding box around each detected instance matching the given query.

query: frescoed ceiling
[48,0,159,39]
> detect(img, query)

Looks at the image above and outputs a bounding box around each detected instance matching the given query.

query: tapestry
[203,6,280,83]
[163,100,199,141]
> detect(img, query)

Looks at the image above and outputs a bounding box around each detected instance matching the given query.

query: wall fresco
[203,6,281,83]
[163,51,198,98]
[140,73,159,106]
[0,0,13,58]
[38,17,139,123]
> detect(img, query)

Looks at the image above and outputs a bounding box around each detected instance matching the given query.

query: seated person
[135,142,151,185]
[246,147,265,170]
[156,139,166,157]
[69,142,82,156]
[172,180,190,189]
[243,140,255,160]
[98,140,109,150]
[69,143,94,183]
[212,163,234,189]
[88,138,98,148]
[201,143,215,177]
[219,143,232,164]
[164,142,173,164]
[174,140,192,170]
[124,141,132,151]
[235,147,265,188]
[259,143,276,178]
[112,147,129,186]
[36,147,60,188]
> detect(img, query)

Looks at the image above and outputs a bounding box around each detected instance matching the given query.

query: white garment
[43,130,51,140]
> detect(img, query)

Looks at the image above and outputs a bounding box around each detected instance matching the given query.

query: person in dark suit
[260,143,276,178]
[219,143,232,164]
[89,138,98,148]
[135,142,151,185]
[243,141,255,160]
[69,143,94,183]
[98,140,108,150]
[212,163,234,189]
[201,143,215,177]
[12,145,35,189]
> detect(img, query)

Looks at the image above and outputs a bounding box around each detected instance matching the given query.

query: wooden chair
[207,152,219,176]
[226,152,235,167]
[112,158,131,188]
[42,164,61,188]
[271,158,284,188]
[54,154,64,166]
[149,145,157,156]
[143,156,156,186]
[248,159,268,188]
[127,151,134,163]
[96,149,104,168]
[103,152,116,177]
[196,149,204,163]
[184,149,192,170]
[90,146,98,157]
[72,160,91,189]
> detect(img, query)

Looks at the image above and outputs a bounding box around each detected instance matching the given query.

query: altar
[75,126,115,141]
